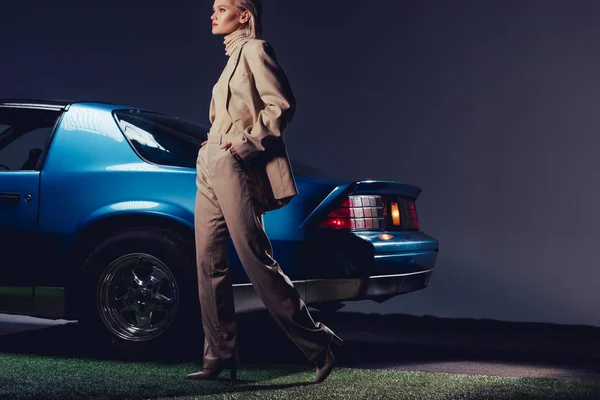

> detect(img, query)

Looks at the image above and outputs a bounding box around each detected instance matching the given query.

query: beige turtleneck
[209,29,250,136]
[224,29,249,56]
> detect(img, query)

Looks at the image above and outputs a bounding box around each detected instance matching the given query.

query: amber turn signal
[391,202,401,225]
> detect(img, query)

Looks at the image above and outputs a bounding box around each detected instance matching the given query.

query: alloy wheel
[96,253,179,342]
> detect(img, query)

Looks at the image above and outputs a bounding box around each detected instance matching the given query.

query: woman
[184,0,343,384]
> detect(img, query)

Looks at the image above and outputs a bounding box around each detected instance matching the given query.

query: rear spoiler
[299,180,421,229]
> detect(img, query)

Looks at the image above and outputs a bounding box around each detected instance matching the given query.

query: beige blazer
[209,38,299,212]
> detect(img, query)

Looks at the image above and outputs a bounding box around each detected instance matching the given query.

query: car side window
[114,110,207,169]
[0,127,53,171]
[0,108,60,172]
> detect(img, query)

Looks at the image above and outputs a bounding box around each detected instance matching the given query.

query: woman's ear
[239,10,250,24]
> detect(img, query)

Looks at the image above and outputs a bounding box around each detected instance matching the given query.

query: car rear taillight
[318,195,420,231]
[318,195,385,230]
[406,199,419,230]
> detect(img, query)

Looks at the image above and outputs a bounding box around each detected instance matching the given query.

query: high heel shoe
[185,366,237,381]
[314,332,344,384]
[314,346,336,384]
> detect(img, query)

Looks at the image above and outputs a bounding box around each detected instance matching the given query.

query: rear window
[114,109,208,168]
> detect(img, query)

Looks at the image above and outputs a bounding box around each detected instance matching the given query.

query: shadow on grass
[0,315,308,366]
[1,310,600,373]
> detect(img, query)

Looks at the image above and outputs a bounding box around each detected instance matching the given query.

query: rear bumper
[355,230,439,275]
[231,230,439,313]
[302,269,433,304]
[232,269,433,313]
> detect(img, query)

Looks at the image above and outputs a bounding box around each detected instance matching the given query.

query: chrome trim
[0,103,65,111]
[363,270,433,279]
[0,98,70,111]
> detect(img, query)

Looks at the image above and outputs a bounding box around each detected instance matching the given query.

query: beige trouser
[194,132,333,369]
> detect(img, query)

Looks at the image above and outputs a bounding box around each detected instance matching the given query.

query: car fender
[75,200,194,237]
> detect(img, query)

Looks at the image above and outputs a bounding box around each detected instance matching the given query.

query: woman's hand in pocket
[230,147,242,163]
[221,141,243,163]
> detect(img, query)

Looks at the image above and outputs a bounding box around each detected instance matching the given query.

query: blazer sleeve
[231,41,296,161]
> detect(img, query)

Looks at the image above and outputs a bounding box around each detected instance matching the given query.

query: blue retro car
[0,99,439,349]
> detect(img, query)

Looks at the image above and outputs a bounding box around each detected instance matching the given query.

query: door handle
[0,193,20,206]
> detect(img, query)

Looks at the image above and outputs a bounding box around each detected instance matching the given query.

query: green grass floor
[1,352,599,400]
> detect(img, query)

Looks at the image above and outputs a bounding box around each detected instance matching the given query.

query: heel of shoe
[331,333,344,347]
[315,347,337,384]
[230,369,237,381]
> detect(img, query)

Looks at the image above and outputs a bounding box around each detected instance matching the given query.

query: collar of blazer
[225,38,251,132]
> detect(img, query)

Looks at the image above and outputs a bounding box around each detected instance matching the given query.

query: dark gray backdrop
[2,0,599,327]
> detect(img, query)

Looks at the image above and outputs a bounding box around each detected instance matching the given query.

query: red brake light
[318,218,354,230]
[407,200,419,230]
[318,195,385,231]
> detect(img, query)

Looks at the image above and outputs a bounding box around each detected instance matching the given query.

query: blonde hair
[232,0,263,39]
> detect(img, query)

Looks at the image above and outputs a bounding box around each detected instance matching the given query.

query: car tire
[78,227,202,356]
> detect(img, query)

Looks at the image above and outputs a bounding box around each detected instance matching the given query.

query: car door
[0,106,62,285]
